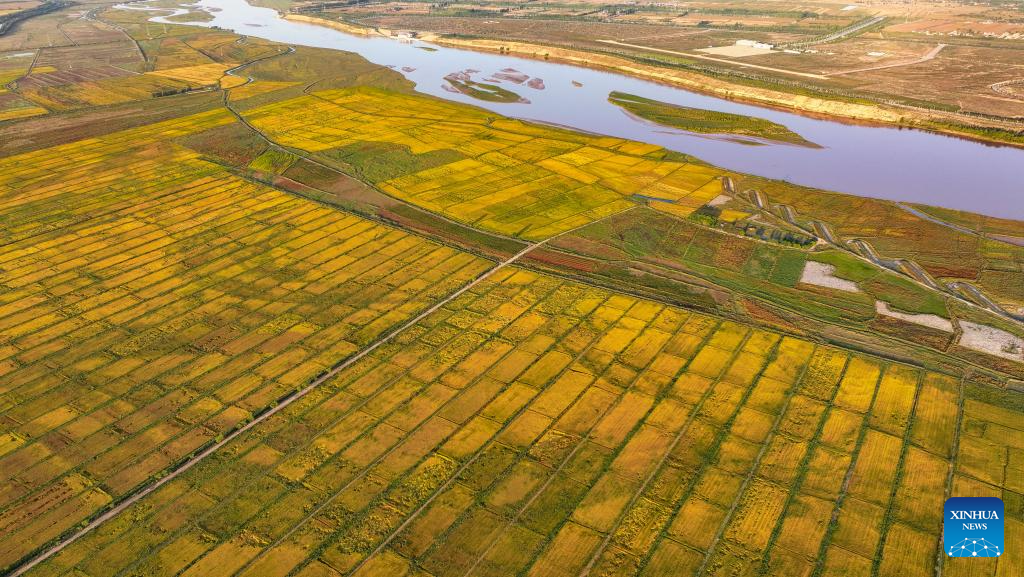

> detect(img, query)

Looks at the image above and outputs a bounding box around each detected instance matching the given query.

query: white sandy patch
[708,194,732,207]
[875,301,953,332]
[799,261,860,292]
[959,321,1024,362]
[698,45,773,58]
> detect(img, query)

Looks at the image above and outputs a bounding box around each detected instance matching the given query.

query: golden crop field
[148,63,232,85]
[0,101,47,122]
[0,111,493,570]
[2,25,1022,577]
[13,263,1020,577]
[0,56,47,122]
[242,87,725,240]
[228,80,300,101]
[19,74,197,111]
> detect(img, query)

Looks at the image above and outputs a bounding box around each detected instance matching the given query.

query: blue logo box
[944,497,1004,558]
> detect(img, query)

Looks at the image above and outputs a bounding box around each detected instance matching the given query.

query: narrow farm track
[4,239,542,577]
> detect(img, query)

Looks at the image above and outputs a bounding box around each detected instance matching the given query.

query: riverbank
[285,13,373,35]
[425,34,1024,148]
[287,14,1023,148]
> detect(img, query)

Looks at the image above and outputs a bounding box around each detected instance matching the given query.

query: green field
[608,92,816,146]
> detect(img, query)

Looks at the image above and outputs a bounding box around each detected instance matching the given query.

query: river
[133,0,1023,219]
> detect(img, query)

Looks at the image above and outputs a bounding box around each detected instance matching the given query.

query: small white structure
[736,39,774,50]
[698,40,774,58]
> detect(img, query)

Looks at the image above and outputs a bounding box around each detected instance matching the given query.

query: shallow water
[143,0,1024,219]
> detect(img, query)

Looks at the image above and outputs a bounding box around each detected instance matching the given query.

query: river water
[138,0,1023,219]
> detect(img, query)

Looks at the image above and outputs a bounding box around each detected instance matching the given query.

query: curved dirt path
[990,78,1024,99]
[825,43,945,77]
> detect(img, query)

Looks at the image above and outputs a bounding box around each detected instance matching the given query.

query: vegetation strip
[608,91,815,146]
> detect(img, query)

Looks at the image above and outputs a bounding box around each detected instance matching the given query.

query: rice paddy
[242,87,726,240]
[7,259,1020,577]
[1,8,1022,577]
[0,109,493,570]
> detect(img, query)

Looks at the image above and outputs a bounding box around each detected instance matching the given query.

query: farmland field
[8,264,1022,577]
[242,87,725,240]
[0,109,493,569]
[1,0,1023,576]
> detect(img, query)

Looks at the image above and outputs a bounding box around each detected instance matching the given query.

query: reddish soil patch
[522,247,598,272]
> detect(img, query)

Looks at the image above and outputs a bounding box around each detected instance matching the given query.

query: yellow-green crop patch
[242,87,726,240]
[14,266,1018,577]
[0,111,491,570]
